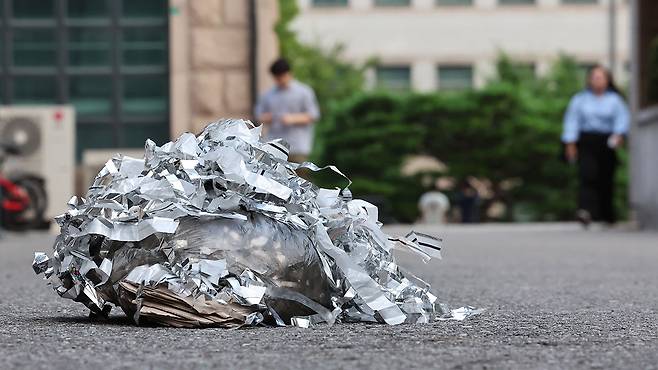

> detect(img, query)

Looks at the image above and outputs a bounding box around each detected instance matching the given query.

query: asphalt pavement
[1,223,657,370]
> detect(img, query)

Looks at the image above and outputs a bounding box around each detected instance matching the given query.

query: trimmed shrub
[313,56,629,222]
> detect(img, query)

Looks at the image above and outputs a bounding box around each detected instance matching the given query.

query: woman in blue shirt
[562,65,629,225]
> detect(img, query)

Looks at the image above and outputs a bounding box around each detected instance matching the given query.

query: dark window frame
[311,0,349,7]
[374,0,412,6]
[561,0,597,4]
[436,0,474,6]
[376,65,412,92]
[498,0,536,5]
[0,0,169,158]
[437,64,474,90]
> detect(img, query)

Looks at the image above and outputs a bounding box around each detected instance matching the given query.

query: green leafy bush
[273,2,628,223]
[314,55,629,222]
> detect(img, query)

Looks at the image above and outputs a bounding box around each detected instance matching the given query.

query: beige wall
[293,0,629,90]
[169,0,279,137]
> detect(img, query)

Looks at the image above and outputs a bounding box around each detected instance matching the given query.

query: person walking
[562,65,630,226]
[254,58,320,166]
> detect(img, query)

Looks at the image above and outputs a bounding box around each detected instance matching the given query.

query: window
[122,76,168,116]
[69,76,112,116]
[13,76,57,104]
[517,62,536,77]
[376,66,411,91]
[121,26,168,67]
[375,0,411,6]
[437,0,473,5]
[311,0,348,6]
[12,0,55,19]
[122,0,168,18]
[499,0,536,5]
[76,124,118,152]
[122,123,170,148]
[438,66,473,90]
[0,0,170,159]
[68,27,112,67]
[12,28,57,68]
[67,0,109,19]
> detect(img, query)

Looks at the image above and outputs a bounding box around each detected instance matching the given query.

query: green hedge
[312,57,628,222]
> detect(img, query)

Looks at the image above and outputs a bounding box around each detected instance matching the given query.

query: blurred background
[0,0,656,229]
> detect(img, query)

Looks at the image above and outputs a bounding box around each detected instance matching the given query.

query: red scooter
[0,143,48,230]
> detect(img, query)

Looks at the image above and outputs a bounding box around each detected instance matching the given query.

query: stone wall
[169,0,279,136]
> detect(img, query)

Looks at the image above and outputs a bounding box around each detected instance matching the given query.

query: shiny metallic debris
[33,118,478,328]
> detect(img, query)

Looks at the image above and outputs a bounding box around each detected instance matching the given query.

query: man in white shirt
[254,58,320,166]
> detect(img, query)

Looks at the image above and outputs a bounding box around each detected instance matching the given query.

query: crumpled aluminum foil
[33,119,479,328]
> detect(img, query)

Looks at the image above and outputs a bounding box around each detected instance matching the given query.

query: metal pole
[630,0,639,113]
[248,0,259,122]
[628,0,640,226]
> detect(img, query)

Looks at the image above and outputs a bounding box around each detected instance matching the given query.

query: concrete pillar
[535,59,552,77]
[256,0,280,95]
[298,0,312,11]
[412,61,437,92]
[537,0,560,8]
[351,0,373,10]
[364,67,377,90]
[630,0,658,229]
[473,59,495,89]
[169,0,279,135]
[474,0,496,10]
[412,0,435,11]
[169,0,191,138]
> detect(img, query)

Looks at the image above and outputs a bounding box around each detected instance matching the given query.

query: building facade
[292,0,629,91]
[0,0,279,160]
[169,0,279,138]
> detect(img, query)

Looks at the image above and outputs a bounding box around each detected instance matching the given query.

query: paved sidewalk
[0,224,657,369]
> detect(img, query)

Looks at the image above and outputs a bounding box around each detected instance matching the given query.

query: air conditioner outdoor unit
[0,106,75,221]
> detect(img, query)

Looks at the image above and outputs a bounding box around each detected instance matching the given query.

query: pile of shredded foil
[33,119,477,328]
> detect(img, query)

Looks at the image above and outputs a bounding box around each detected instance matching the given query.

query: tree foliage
[315,55,629,222]
[274,4,628,223]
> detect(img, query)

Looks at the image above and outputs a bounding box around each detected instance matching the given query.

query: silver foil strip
[33,118,478,327]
